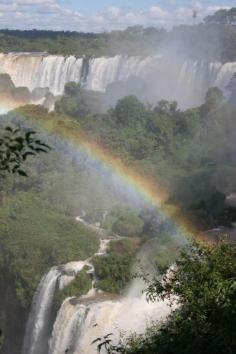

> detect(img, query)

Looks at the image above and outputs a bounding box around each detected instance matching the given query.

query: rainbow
[1,98,198,242]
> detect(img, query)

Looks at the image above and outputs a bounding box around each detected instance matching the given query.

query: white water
[0,53,236,107]
[22,215,115,354]
[22,267,61,354]
[22,258,96,354]
[49,280,171,354]
[49,299,87,354]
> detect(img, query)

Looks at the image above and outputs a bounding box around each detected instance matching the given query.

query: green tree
[97,241,236,354]
[93,239,139,293]
[64,82,79,96]
[113,96,146,128]
[204,7,236,25]
[112,209,144,237]
[54,269,92,308]
[55,82,91,118]
[201,87,225,117]
[154,100,178,115]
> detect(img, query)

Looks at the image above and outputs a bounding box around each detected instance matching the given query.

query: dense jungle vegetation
[93,238,140,293]
[53,78,236,230]
[0,8,236,61]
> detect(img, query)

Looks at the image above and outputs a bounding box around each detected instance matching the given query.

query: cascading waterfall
[23,215,172,354]
[0,53,42,89]
[22,267,61,354]
[22,261,91,354]
[48,299,88,354]
[49,280,171,354]
[22,214,116,354]
[34,56,83,95]
[0,53,236,107]
[45,217,170,354]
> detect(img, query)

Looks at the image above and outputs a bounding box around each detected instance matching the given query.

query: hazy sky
[0,0,234,31]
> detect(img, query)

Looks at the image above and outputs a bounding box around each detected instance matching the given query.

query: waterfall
[0,53,42,89]
[0,53,83,96]
[214,62,236,89]
[47,217,170,354]
[22,211,112,354]
[22,261,90,354]
[23,216,172,354]
[0,53,236,108]
[49,280,171,354]
[85,56,122,91]
[22,267,61,354]
[48,299,87,354]
[33,56,83,95]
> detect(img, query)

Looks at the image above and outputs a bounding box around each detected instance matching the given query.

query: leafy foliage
[55,82,106,118]
[98,242,236,354]
[128,241,236,354]
[111,209,145,237]
[54,83,236,229]
[92,333,123,354]
[0,191,99,308]
[93,239,140,293]
[54,269,92,308]
[0,126,49,177]
[13,81,236,232]
[204,7,236,25]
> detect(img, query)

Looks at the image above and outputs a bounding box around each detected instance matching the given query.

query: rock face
[0,73,15,91]
[0,53,236,108]
[0,271,28,354]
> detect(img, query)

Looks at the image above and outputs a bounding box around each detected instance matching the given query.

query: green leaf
[25,131,36,141]
[5,126,13,132]
[17,169,28,177]
[22,151,36,161]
